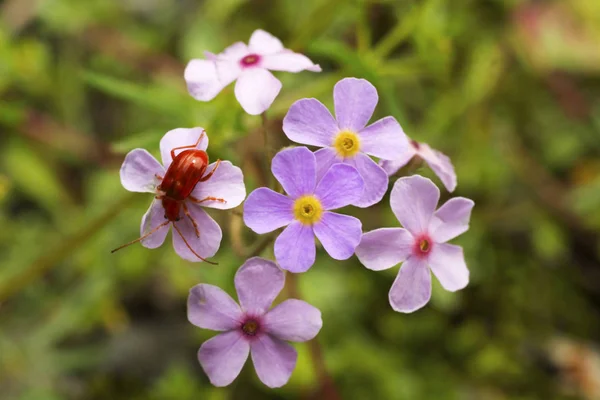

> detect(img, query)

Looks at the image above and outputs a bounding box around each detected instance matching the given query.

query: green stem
[260,112,275,190]
[286,273,340,400]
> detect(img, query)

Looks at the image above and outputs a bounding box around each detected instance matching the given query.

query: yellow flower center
[419,238,431,252]
[293,195,323,225]
[333,130,361,158]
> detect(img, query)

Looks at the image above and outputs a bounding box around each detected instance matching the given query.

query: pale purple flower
[355,175,474,313]
[185,29,321,115]
[243,146,364,273]
[380,139,457,192]
[188,257,322,388]
[119,127,246,262]
[282,77,409,208]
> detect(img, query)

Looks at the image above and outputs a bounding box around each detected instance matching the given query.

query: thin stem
[286,273,341,400]
[247,234,275,258]
[260,112,275,190]
[390,155,424,180]
[228,209,276,259]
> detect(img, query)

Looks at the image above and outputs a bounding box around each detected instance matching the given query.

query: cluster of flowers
[117,30,474,388]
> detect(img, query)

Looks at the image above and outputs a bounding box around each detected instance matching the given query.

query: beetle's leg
[189,195,226,204]
[182,203,200,238]
[200,159,221,182]
[155,174,163,181]
[172,223,217,265]
[170,129,206,160]
[111,220,170,254]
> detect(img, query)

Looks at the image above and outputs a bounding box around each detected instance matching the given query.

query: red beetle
[112,130,224,263]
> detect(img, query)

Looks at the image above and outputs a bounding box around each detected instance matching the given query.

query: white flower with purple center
[380,139,457,192]
[185,29,321,115]
[282,77,409,208]
[243,146,364,273]
[355,175,474,313]
[188,257,322,388]
[119,127,246,262]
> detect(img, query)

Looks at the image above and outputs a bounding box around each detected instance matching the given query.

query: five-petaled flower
[243,146,364,273]
[282,77,409,208]
[119,127,246,261]
[188,257,322,387]
[355,175,474,313]
[380,139,457,192]
[185,29,321,115]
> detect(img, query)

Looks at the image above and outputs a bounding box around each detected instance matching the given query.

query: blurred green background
[1,0,600,399]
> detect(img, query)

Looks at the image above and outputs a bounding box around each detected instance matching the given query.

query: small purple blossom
[282,77,409,208]
[355,175,474,313]
[119,128,246,261]
[243,146,364,273]
[188,257,322,388]
[185,29,321,115]
[380,139,457,192]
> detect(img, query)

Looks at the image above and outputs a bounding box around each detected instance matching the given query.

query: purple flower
[188,257,322,387]
[185,29,321,115]
[380,139,457,192]
[355,175,473,313]
[119,127,246,262]
[282,77,409,208]
[243,146,364,273]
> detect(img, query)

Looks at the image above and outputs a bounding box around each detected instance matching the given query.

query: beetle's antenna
[111,221,170,253]
[172,223,218,265]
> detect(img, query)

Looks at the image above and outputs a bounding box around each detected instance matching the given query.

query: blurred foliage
[1,0,600,399]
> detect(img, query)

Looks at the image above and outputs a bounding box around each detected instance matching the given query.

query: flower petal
[234,68,282,115]
[390,175,439,235]
[204,51,217,60]
[250,334,297,388]
[243,188,294,234]
[419,144,457,192]
[120,149,164,193]
[198,331,250,387]
[431,197,475,242]
[263,299,322,342]
[355,228,414,271]
[313,212,362,260]
[274,221,316,273]
[184,60,228,102]
[379,147,417,176]
[160,127,209,169]
[172,204,222,262]
[218,42,249,60]
[283,99,338,147]
[345,153,388,208]
[214,59,242,88]
[190,161,246,210]
[234,257,284,315]
[187,284,242,331]
[140,200,170,249]
[248,29,284,55]
[358,116,409,160]
[389,257,431,313]
[429,243,469,292]
[271,147,316,198]
[314,163,364,210]
[334,78,378,132]
[261,51,321,73]
[210,42,246,85]
[314,147,341,182]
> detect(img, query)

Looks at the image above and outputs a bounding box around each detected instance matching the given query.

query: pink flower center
[240,54,261,68]
[414,235,433,258]
[241,318,261,336]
